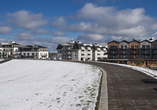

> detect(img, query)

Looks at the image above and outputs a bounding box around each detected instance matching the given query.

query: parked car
[12,54,21,59]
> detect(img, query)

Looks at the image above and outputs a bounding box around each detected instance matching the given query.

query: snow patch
[0,60,102,110]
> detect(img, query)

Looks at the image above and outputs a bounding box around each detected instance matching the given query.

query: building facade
[0,41,49,59]
[108,39,157,66]
[0,41,21,58]
[56,41,108,61]
[15,45,49,59]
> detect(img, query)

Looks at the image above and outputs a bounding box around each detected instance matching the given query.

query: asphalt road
[78,61,157,110]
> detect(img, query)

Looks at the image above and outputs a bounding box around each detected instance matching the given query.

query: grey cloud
[51,17,68,30]
[53,31,65,36]
[32,29,51,35]
[7,10,47,29]
[14,32,35,41]
[0,26,12,34]
[78,33,105,41]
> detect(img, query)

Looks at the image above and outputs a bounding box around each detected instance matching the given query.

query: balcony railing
[119,52,128,54]
[67,52,71,54]
[109,57,118,59]
[142,57,151,59]
[109,52,118,54]
[109,48,118,50]
[141,52,150,54]
[119,57,129,59]
[141,48,150,50]
[119,48,128,50]
[130,52,139,54]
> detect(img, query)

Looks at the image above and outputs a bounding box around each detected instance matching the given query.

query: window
[131,45,138,49]
[23,53,26,56]
[154,45,157,49]
[154,50,157,54]
[110,46,117,49]
[32,53,34,56]
[27,53,29,56]
[142,45,150,49]
[121,45,127,49]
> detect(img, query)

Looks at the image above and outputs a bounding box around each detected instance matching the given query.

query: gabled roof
[12,43,21,45]
[152,39,157,43]
[73,43,82,49]
[56,44,63,50]
[141,40,151,43]
[34,45,46,48]
[108,40,119,44]
[130,39,140,43]
[120,40,130,43]
[22,45,33,48]
[22,45,47,49]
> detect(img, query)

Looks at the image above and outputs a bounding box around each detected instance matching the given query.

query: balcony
[109,52,118,55]
[119,48,128,50]
[130,48,139,50]
[109,48,118,50]
[67,52,71,54]
[141,52,150,55]
[119,57,128,59]
[119,51,128,55]
[67,47,71,50]
[141,48,150,50]
[130,51,139,54]
[153,52,157,55]
[109,57,118,59]
[142,57,151,59]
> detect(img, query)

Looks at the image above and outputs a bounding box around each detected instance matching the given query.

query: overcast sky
[1,0,157,52]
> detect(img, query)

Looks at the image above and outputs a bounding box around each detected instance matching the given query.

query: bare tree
[134,58,143,66]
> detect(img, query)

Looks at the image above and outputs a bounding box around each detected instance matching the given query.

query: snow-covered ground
[0,59,4,61]
[97,61,157,79]
[0,60,102,110]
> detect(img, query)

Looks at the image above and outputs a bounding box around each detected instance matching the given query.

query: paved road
[78,61,157,110]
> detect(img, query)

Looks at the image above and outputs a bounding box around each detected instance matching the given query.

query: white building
[15,45,49,59]
[56,41,108,61]
[0,41,21,58]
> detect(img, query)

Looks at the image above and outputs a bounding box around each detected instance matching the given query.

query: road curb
[0,59,12,64]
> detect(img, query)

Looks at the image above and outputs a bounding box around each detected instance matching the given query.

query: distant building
[0,41,21,58]
[108,39,157,66]
[15,45,49,59]
[56,41,108,61]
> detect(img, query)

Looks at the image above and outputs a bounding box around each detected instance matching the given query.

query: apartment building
[15,45,49,59]
[0,41,49,59]
[108,39,157,66]
[56,41,108,61]
[0,41,21,58]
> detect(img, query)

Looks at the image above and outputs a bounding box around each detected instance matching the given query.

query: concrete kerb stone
[96,66,108,110]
